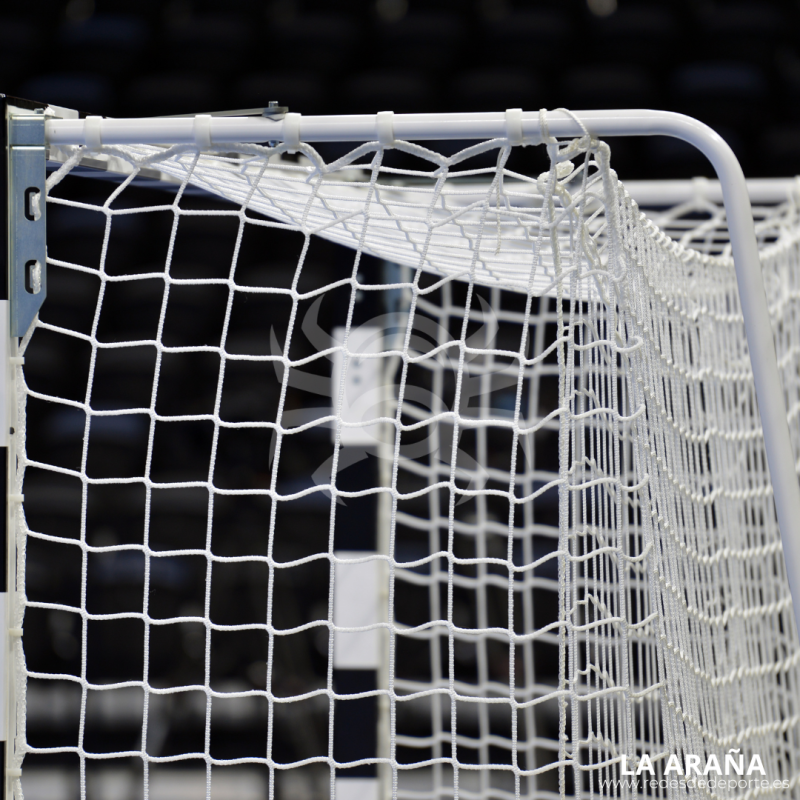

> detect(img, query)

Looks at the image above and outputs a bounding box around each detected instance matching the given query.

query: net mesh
[12,131,800,799]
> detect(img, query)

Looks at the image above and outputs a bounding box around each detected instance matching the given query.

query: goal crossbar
[41,106,800,639]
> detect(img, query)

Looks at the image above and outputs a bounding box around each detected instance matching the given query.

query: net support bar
[623,177,800,207]
[43,108,800,638]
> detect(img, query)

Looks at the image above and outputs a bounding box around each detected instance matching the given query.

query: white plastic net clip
[8,629,22,639]
[376,111,395,148]
[505,108,524,146]
[193,114,213,151]
[84,116,103,152]
[283,112,302,152]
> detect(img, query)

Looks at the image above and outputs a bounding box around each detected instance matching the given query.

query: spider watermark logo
[269,294,538,501]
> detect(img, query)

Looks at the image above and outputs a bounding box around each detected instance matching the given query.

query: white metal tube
[624,178,800,207]
[43,108,800,636]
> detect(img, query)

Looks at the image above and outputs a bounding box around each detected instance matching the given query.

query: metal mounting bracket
[7,113,46,338]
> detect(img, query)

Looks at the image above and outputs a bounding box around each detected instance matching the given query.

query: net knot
[536,161,575,196]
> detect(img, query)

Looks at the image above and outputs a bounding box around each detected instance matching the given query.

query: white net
[12,131,800,800]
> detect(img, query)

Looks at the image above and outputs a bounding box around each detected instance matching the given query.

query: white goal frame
[6,103,800,800]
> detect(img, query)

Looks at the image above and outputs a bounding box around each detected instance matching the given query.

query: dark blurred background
[4,0,800,179]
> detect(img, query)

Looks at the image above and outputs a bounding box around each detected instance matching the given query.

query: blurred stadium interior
[8,0,800,179]
[5,0,799,798]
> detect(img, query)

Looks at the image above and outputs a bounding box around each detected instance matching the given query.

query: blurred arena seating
[7,0,797,176]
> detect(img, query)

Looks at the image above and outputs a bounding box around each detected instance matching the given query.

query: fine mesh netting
[12,132,800,800]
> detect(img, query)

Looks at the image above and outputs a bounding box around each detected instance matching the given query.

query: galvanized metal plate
[8,115,46,338]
